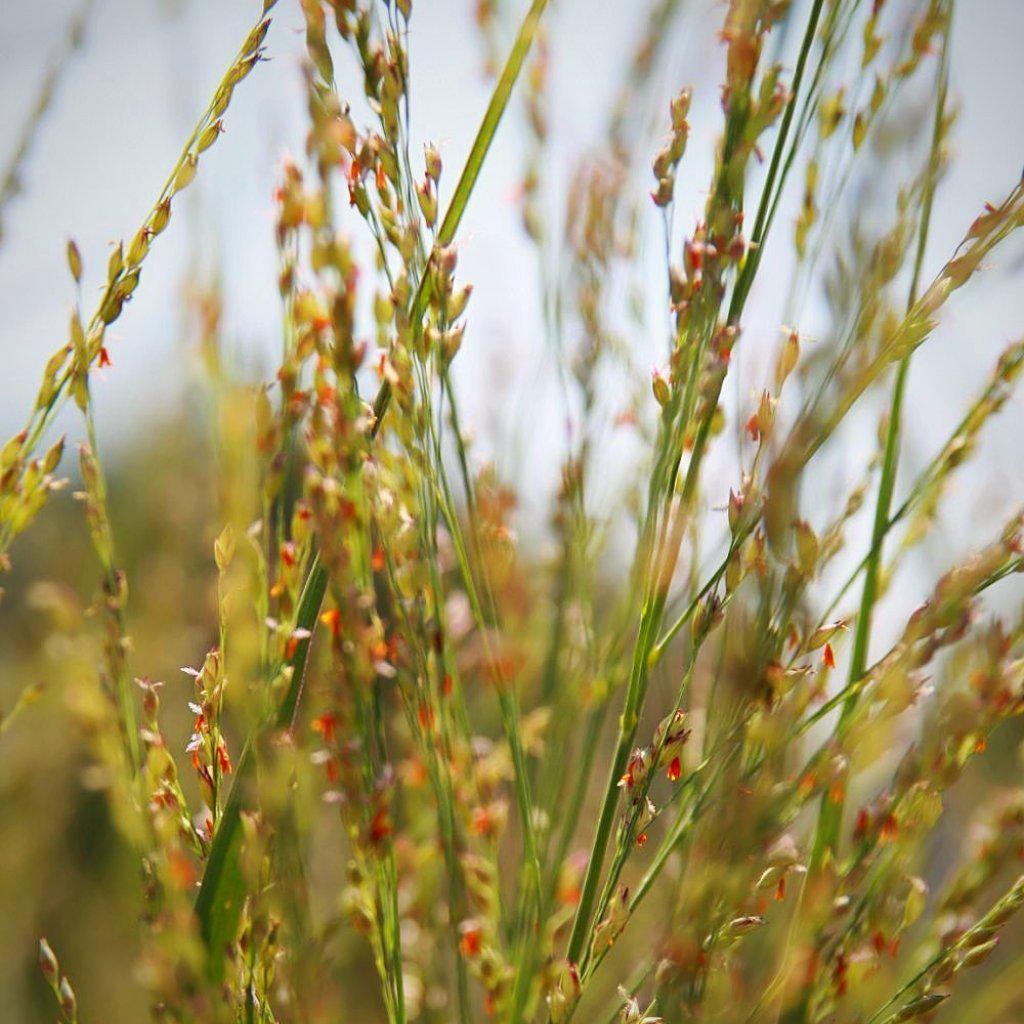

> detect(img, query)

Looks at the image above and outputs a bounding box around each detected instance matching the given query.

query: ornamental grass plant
[3,1,1024,1022]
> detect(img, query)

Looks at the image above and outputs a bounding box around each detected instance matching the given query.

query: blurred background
[1,0,1023,1020]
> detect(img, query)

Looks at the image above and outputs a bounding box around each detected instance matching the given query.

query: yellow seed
[424,142,442,183]
[959,937,999,969]
[66,239,82,283]
[415,179,437,228]
[895,994,946,1021]
[244,16,271,55]
[174,153,198,193]
[212,85,233,120]
[870,75,886,115]
[852,112,867,152]
[819,89,846,139]
[107,241,124,282]
[126,227,150,267]
[448,284,473,322]
[150,198,171,236]
[43,437,65,475]
[69,312,85,353]
[652,372,670,409]
[99,291,123,325]
[197,120,223,153]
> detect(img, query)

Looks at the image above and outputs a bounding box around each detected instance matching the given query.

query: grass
[3,0,1024,1022]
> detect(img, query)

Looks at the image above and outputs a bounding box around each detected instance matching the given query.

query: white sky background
[1,0,1023,587]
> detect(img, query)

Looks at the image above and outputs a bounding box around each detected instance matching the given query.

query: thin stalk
[563,2,829,972]
[543,703,609,901]
[798,333,1024,646]
[570,523,1021,998]
[598,962,655,1024]
[864,874,1024,1024]
[563,588,661,965]
[808,16,951,870]
[82,401,141,775]
[2,5,274,533]
[382,503,474,1024]
[194,0,550,977]
[371,0,551,430]
[193,559,327,975]
[726,0,827,327]
[581,658,699,977]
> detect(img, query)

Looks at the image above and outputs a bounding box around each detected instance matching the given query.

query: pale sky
[1,0,1022,552]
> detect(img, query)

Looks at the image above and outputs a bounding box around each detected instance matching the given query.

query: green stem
[82,401,141,776]
[194,0,550,978]
[808,13,951,871]
[726,0,827,327]
[193,559,326,974]
[562,0,828,974]
[371,0,551,430]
